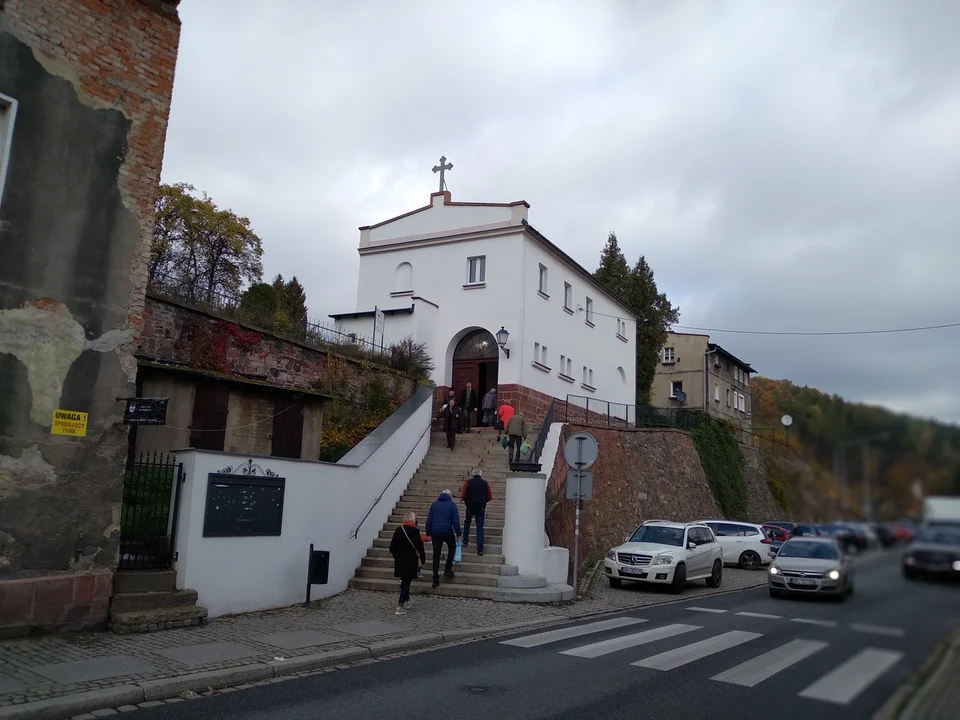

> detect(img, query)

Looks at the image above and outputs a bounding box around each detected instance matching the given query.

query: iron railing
[564,394,706,430]
[118,451,185,570]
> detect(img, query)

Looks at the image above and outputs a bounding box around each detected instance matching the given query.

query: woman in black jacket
[389,511,425,615]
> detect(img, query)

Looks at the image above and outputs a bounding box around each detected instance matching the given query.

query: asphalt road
[134,553,959,720]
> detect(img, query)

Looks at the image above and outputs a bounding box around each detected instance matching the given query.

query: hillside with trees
[751,377,960,520]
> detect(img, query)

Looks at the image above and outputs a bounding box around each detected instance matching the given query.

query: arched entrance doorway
[452,329,499,424]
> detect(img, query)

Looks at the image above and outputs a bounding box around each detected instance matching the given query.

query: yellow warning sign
[51,409,88,437]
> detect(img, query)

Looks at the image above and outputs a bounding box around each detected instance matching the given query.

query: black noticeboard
[122,398,169,425]
[202,473,286,538]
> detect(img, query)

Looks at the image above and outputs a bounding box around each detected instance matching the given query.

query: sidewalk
[0,572,766,719]
[893,626,960,720]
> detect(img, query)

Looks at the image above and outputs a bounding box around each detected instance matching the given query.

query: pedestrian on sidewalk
[460,469,492,555]
[388,511,425,615]
[481,387,497,427]
[460,381,479,433]
[506,409,527,463]
[438,397,463,450]
[425,489,461,587]
[496,400,515,441]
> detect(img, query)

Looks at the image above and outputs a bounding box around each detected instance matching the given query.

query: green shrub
[690,415,750,520]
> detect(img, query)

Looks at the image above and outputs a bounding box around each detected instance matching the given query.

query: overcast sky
[160,0,960,424]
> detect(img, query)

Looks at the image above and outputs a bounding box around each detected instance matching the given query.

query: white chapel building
[331,187,637,424]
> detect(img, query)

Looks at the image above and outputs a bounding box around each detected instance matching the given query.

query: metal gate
[118,451,185,570]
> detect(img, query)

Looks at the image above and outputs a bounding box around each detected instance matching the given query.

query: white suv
[696,520,773,570]
[604,521,724,594]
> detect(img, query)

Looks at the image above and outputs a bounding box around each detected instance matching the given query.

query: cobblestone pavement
[0,569,766,708]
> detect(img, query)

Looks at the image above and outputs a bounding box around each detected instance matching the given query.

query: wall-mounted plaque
[202,473,286,538]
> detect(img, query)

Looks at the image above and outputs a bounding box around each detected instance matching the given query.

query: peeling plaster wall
[0,1,181,584]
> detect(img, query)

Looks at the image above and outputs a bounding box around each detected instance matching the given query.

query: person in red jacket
[496,401,515,442]
[460,469,493,555]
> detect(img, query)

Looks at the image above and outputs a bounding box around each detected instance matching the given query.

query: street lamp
[495,326,510,358]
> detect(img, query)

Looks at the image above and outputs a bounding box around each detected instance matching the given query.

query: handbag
[402,527,424,571]
[501,435,509,449]
[454,538,462,564]
[494,419,504,430]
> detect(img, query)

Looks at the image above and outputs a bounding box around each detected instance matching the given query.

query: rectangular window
[588,368,594,386]
[533,343,548,367]
[663,347,676,363]
[538,264,548,295]
[739,393,747,412]
[0,93,18,208]
[564,282,573,310]
[585,297,594,325]
[466,255,486,284]
[541,344,548,366]
[670,380,683,399]
[560,354,567,372]
[726,388,731,407]
[744,371,749,386]
[582,366,588,384]
[714,383,720,403]
[566,357,573,376]
[617,318,628,338]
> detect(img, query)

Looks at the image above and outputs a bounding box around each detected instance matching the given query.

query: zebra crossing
[499,616,905,706]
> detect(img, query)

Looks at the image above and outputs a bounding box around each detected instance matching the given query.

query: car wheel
[670,563,687,594]
[769,588,781,599]
[739,550,761,570]
[706,559,723,588]
[608,577,622,589]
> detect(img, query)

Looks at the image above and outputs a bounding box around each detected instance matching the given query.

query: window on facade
[663,347,676,363]
[617,318,628,337]
[533,342,549,367]
[539,264,548,295]
[744,372,750,386]
[670,380,683,399]
[540,344,548,366]
[566,357,573,376]
[588,368,594,386]
[564,282,573,310]
[560,354,567,374]
[714,383,720,403]
[618,366,627,384]
[726,388,731,407]
[582,366,588,384]
[0,93,18,207]
[466,255,486,284]
[739,393,747,412]
[585,297,594,325]
[394,262,413,293]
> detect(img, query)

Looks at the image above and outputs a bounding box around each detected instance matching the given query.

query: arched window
[394,262,413,293]
[617,366,627,384]
[454,329,498,359]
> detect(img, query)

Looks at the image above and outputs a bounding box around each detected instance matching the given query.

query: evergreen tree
[593,233,679,406]
[269,274,309,337]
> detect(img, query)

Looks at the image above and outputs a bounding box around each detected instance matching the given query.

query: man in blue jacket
[425,490,462,587]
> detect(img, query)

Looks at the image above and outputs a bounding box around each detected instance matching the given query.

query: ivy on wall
[690,414,750,520]
[317,375,405,462]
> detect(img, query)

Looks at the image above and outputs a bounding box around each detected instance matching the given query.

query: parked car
[902,526,960,581]
[604,521,724,594]
[696,520,772,570]
[768,536,854,601]
[818,524,862,554]
[766,521,822,538]
[762,524,790,543]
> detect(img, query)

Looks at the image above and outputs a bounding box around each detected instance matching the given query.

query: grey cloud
[160,0,960,421]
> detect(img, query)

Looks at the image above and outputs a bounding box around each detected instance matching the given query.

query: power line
[576,305,960,336]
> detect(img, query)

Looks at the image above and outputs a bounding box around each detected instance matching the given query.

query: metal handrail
[350,421,432,539]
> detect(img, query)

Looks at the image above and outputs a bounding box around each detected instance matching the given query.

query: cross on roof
[432,156,453,192]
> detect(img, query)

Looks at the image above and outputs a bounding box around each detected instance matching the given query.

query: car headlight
[653,555,673,565]
[904,556,916,566]
[828,570,840,580]
[953,560,960,571]
[606,550,617,560]
[769,565,779,575]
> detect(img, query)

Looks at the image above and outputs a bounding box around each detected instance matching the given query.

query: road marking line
[791,618,838,628]
[686,607,727,614]
[561,624,701,659]
[849,623,905,638]
[737,612,783,619]
[500,617,646,648]
[712,639,829,687]
[632,630,762,671]
[798,648,903,705]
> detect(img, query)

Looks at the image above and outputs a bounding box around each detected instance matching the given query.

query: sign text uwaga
[51,409,88,437]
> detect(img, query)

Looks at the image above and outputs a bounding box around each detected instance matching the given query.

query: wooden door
[190,379,229,451]
[452,360,479,397]
[271,395,305,459]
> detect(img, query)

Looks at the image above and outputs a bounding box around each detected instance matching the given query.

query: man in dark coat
[459,381,479,433]
[438,397,463,450]
[460,469,492,555]
[425,490,461,587]
[388,511,425,615]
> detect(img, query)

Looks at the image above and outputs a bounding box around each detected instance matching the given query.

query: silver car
[768,537,853,601]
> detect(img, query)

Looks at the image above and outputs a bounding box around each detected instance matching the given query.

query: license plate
[621,567,646,577]
[790,578,816,587]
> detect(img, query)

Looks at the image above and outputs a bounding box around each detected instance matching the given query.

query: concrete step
[355,566,500,587]
[388,511,505,523]
[365,547,505,564]
[113,570,176,594]
[381,521,503,534]
[372,537,502,554]
[377,528,503,543]
[348,577,575,603]
[360,556,514,575]
[110,589,199,614]
[497,575,548,589]
[109,603,208,634]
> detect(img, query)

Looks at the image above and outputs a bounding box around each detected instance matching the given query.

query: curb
[2,559,884,720]
[873,626,960,720]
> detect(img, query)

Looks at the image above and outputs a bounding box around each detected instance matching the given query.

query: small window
[744,372,750,386]
[738,393,746,412]
[617,318,628,338]
[534,342,540,361]
[582,366,588,384]
[663,347,676,364]
[585,297,594,325]
[714,383,720,402]
[588,368,594,386]
[541,344,548,366]
[617,366,626,384]
[564,282,573,310]
[538,264,548,295]
[670,380,683,399]
[394,262,413,293]
[0,93,18,207]
[566,357,572,376]
[466,256,486,284]
[560,354,566,370]
[725,388,731,407]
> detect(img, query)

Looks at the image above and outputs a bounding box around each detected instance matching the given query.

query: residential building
[332,189,637,422]
[651,331,756,427]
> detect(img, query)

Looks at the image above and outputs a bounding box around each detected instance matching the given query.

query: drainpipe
[703,348,717,412]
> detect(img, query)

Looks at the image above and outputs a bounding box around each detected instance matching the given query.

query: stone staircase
[109,570,208,634]
[349,427,574,603]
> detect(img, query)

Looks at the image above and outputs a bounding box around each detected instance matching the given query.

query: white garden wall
[171,386,433,618]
